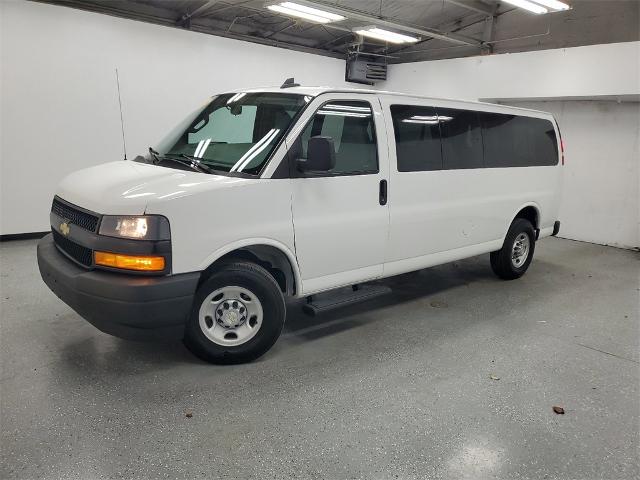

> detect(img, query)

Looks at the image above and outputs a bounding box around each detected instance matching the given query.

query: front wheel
[184,262,286,364]
[490,218,536,280]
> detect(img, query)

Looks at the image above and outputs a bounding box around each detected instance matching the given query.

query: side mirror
[297,136,336,172]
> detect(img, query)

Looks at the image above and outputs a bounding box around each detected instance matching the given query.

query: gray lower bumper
[37,234,200,341]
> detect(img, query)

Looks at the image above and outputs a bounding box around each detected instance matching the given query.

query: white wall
[0,0,352,235]
[382,41,640,102]
[382,43,640,250]
[507,101,639,250]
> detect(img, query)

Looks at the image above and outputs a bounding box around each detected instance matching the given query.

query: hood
[56,161,250,215]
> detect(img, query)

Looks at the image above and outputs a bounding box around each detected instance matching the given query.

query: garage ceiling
[34,0,639,63]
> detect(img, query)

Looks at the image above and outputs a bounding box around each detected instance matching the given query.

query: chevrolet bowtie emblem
[60,222,70,236]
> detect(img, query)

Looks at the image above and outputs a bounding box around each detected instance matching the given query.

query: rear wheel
[490,218,536,280]
[184,262,286,364]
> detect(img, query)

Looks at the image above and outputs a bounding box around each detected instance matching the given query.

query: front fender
[197,238,302,295]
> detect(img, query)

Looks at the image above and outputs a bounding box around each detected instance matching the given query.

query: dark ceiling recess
[34,0,639,63]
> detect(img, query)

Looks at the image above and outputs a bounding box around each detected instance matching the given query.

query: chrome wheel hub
[199,286,263,346]
[217,300,246,328]
[511,233,530,268]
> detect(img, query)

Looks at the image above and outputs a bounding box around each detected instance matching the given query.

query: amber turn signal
[94,251,165,271]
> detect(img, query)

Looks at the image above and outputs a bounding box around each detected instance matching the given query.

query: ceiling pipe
[270,0,483,47]
[176,0,221,28]
[444,0,496,16]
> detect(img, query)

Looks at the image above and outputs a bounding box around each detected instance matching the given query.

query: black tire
[184,262,286,364]
[490,218,536,280]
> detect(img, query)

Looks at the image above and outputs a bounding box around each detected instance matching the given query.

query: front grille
[52,230,93,267]
[51,197,99,232]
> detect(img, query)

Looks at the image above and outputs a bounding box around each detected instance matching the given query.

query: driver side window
[294,100,378,175]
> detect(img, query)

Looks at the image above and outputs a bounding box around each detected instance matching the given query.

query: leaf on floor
[430,300,448,308]
[185,409,193,418]
[552,406,565,414]
[489,374,500,381]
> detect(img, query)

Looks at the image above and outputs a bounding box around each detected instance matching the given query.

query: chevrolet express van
[38,85,562,364]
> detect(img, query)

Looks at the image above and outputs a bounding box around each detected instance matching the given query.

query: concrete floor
[0,237,638,479]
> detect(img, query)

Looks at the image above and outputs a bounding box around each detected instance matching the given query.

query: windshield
[152,92,308,175]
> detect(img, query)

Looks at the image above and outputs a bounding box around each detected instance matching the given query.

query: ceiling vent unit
[345,55,388,85]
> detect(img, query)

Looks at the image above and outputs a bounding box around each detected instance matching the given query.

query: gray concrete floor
[1,237,638,480]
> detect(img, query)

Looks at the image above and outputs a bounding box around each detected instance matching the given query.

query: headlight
[99,215,170,240]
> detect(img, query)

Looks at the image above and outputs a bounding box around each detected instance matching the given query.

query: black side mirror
[297,136,336,172]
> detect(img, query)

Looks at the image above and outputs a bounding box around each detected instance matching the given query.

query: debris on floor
[429,300,448,308]
[552,406,565,414]
[489,374,500,381]
[185,409,193,418]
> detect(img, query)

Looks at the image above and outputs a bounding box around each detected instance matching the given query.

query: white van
[38,84,563,364]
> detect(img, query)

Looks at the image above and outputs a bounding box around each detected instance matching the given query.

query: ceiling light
[266,2,345,24]
[531,0,571,11]
[501,0,548,14]
[355,27,419,44]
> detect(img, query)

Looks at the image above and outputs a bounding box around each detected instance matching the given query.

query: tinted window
[295,101,378,175]
[437,108,483,170]
[481,113,558,167]
[437,108,484,170]
[390,105,443,172]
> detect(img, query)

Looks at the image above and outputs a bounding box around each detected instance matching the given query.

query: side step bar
[302,284,392,316]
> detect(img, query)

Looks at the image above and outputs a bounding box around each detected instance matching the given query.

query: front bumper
[37,234,200,341]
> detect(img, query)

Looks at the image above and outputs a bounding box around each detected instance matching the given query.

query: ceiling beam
[177,0,220,28]
[444,0,496,16]
[43,0,344,58]
[285,0,482,47]
[481,14,496,53]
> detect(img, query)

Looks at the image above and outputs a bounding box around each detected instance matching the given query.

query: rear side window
[295,101,378,175]
[437,108,484,170]
[481,113,558,167]
[390,105,443,172]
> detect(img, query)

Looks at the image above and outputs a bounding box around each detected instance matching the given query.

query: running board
[302,285,392,316]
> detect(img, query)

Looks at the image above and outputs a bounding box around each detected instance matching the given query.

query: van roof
[226,85,553,117]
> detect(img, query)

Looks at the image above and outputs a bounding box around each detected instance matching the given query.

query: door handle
[379,179,388,206]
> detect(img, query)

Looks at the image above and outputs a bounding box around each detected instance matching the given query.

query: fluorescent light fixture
[501,0,548,14]
[267,2,345,24]
[531,0,570,11]
[355,27,420,44]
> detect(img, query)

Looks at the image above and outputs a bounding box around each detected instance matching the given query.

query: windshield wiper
[174,154,217,174]
[148,147,214,174]
[148,147,161,163]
